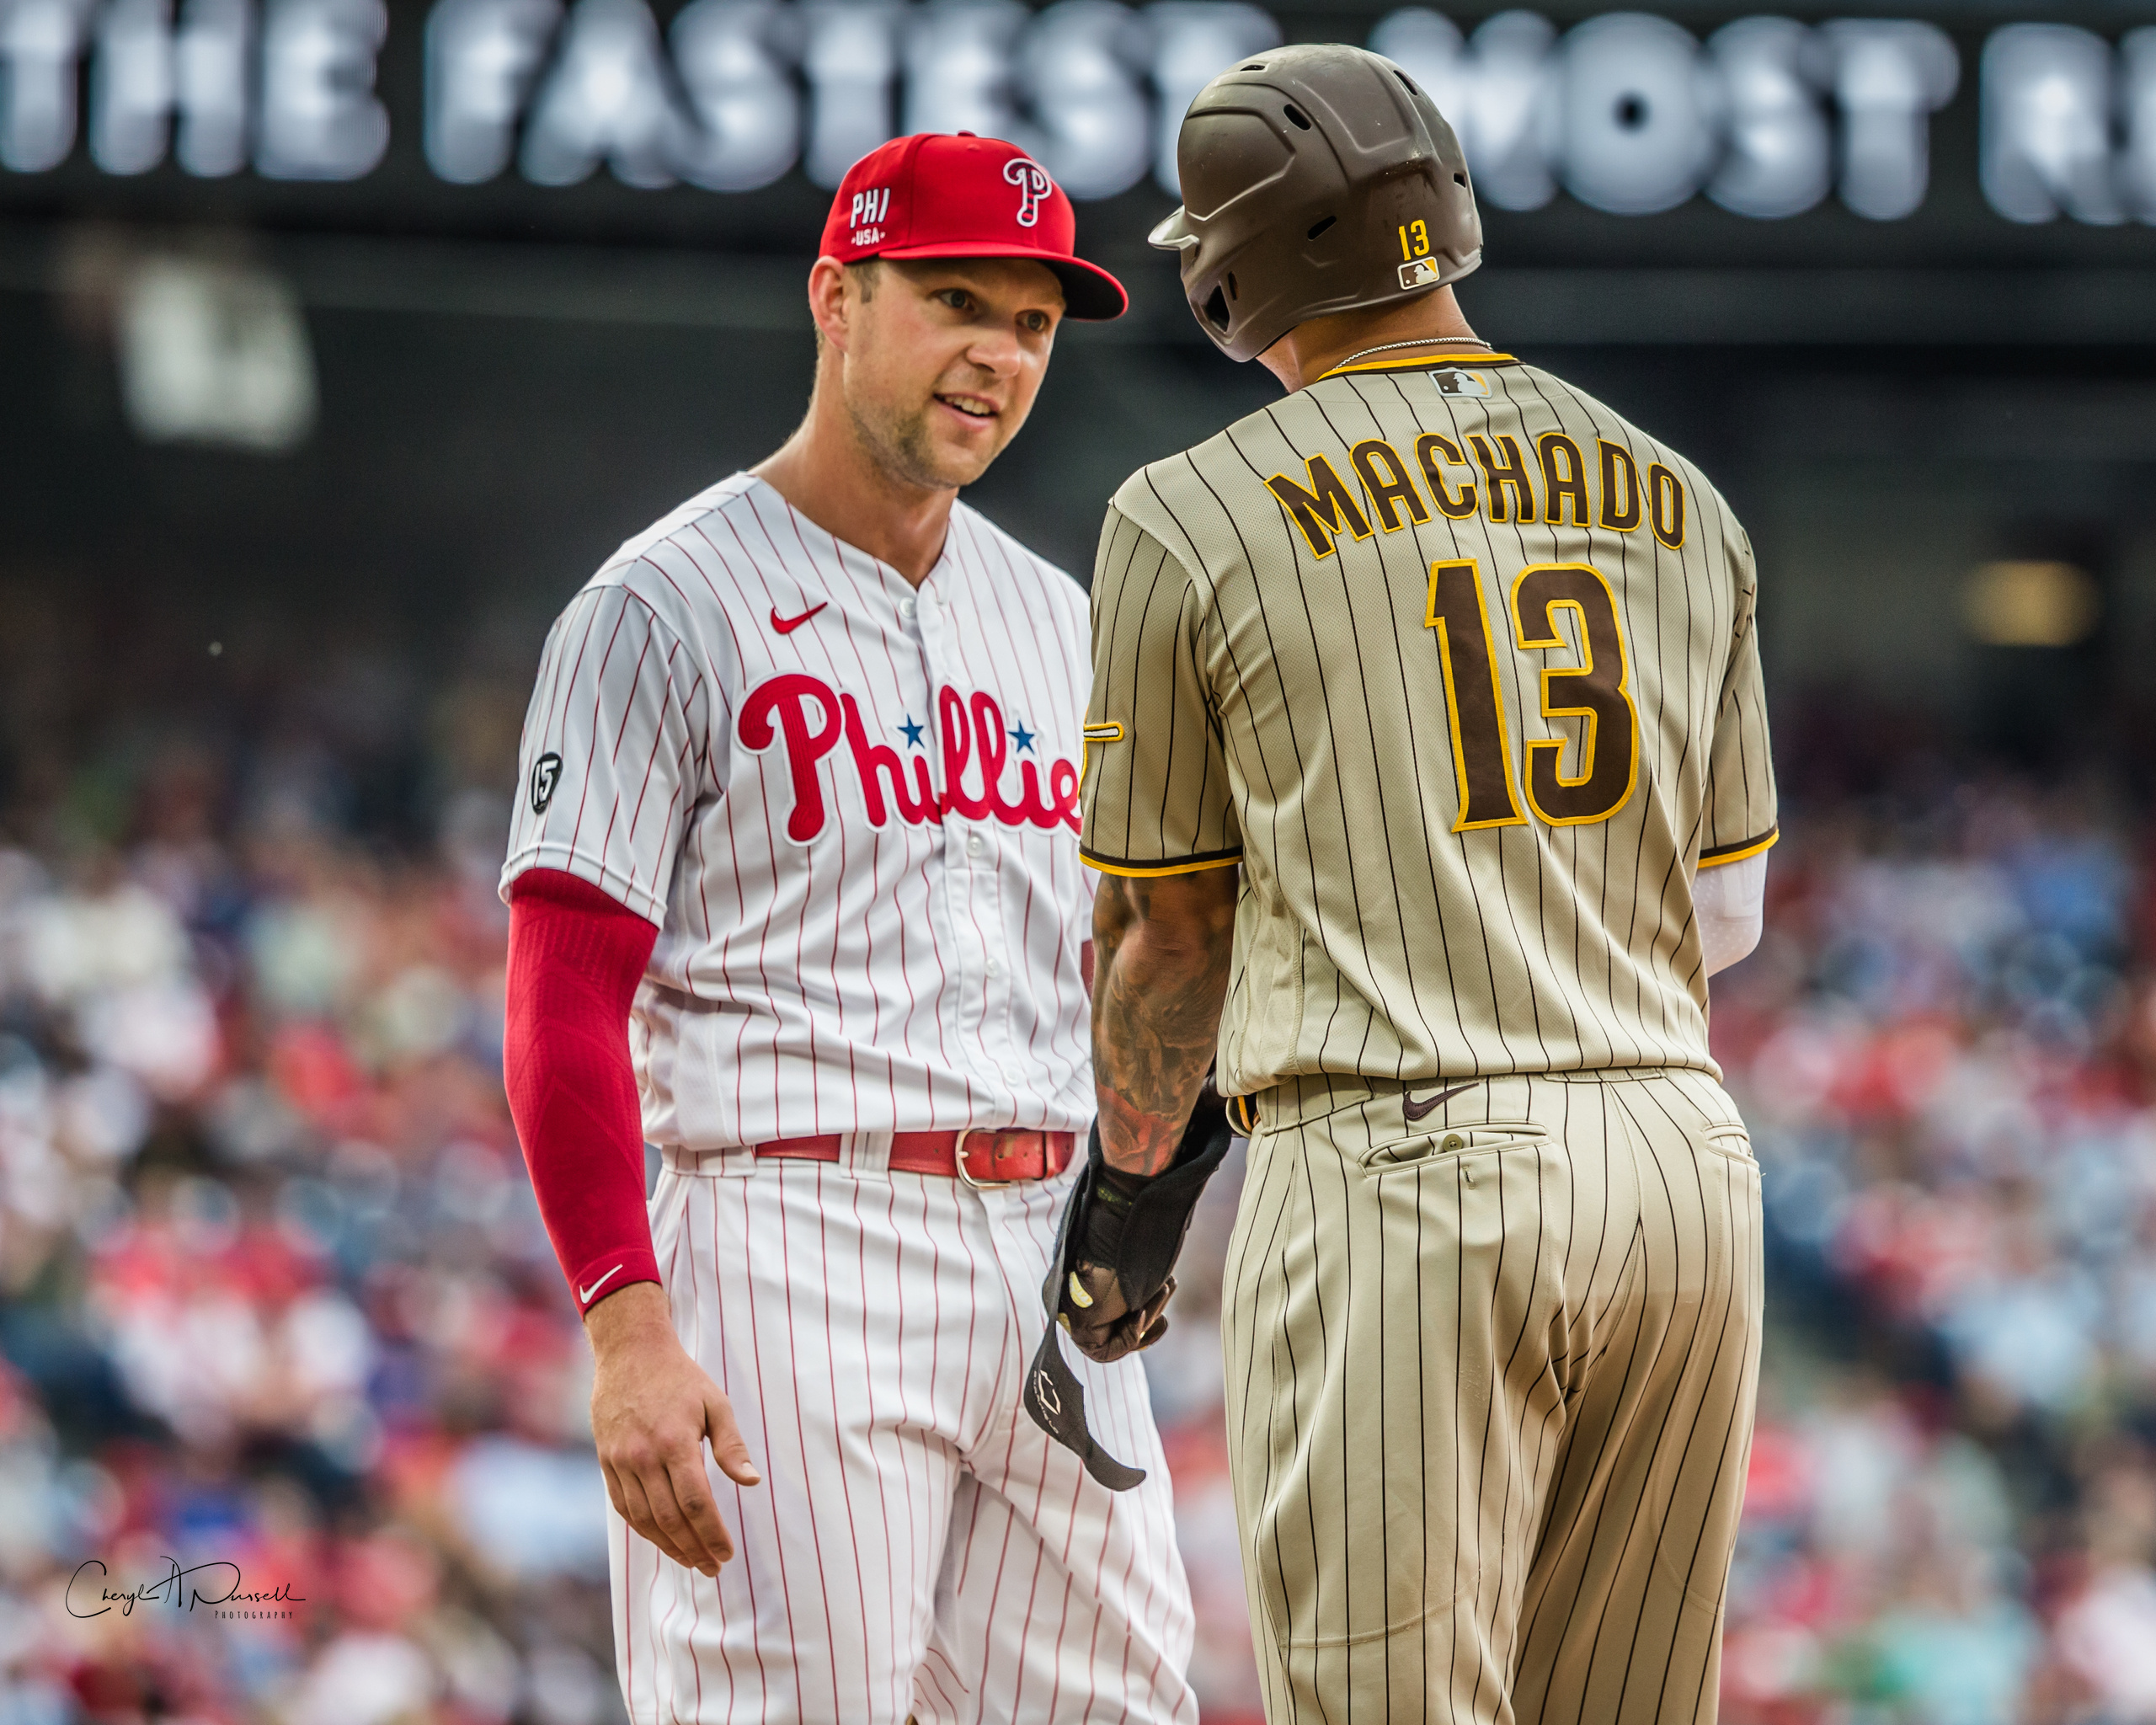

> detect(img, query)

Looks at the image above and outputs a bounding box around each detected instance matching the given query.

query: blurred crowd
[0,695,2153,1722]
[0,707,618,1723]
[1704,774,2156,1725]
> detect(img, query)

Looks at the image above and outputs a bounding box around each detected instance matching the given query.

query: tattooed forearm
[1091,868,1239,1176]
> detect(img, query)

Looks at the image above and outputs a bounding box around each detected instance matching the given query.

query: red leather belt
[753,1129,1075,1186]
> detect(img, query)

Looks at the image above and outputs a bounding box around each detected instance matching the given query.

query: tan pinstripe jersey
[1081,351,1776,1095]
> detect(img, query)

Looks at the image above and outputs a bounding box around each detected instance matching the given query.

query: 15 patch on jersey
[531,752,563,814]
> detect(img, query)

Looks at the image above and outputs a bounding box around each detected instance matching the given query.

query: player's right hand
[584,1281,761,1577]
[1060,1265,1175,1363]
[1049,1099,1235,1366]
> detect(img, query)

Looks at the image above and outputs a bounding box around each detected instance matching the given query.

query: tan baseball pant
[1221,1069,1763,1725]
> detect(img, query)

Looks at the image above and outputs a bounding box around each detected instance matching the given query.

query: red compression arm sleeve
[504,868,663,1315]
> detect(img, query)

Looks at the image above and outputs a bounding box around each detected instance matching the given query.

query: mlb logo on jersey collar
[1428,368,1491,398]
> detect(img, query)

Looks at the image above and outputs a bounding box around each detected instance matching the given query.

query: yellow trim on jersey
[1081,851,1244,879]
[1697,827,1780,868]
[1078,722,1127,802]
[1319,353,1518,381]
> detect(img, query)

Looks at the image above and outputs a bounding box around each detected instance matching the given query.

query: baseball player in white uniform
[498,133,1196,1724]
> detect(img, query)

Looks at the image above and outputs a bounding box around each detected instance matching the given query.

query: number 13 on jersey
[1423,558,1641,834]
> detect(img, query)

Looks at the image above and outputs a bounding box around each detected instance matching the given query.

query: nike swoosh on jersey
[1402,1081,1478,1122]
[771,602,828,634]
[579,1264,624,1303]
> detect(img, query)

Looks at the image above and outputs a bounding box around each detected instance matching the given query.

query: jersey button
[985,956,1001,978]
[966,832,985,856]
[899,596,917,619]
[1441,1133,1466,1154]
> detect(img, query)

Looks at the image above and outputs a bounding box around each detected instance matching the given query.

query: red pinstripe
[734,1173,805,1717]
[810,1166,878,1718]
[978,1194,1063,1719]
[676,1178,720,1722]
[613,634,681,843]
[654,1209,691,1723]
[610,628,656,760]
[860,1177,911,1668]
[708,1177,770,1717]
[564,597,636,860]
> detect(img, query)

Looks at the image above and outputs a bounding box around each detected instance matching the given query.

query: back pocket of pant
[1701,1124,1756,1163]
[1358,1124,1546,1172]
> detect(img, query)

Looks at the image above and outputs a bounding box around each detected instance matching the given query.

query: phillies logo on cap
[1002,158,1053,228]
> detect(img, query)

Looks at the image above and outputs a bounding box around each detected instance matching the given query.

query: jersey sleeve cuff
[1079,845,1244,878]
[500,845,668,926]
[565,1243,664,1316]
[1698,825,1779,868]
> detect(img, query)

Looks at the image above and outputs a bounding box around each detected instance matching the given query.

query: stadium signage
[1,0,2153,225]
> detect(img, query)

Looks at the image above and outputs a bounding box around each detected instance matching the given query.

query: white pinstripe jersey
[501,474,1097,1151]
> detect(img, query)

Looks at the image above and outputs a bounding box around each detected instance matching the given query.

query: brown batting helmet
[1149,43,1482,364]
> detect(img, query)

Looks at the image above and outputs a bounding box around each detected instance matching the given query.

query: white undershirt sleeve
[1694,850,1768,977]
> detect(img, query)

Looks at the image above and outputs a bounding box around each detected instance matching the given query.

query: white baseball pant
[609,1149,1198,1725]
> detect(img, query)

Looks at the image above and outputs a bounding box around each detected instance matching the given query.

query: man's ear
[807,257,852,355]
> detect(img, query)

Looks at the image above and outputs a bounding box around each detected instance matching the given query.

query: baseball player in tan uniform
[1024,43,1777,1725]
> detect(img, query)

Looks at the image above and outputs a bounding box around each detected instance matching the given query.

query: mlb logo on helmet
[818,132,1128,321]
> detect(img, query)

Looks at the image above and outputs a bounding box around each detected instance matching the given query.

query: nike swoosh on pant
[1402,1081,1478,1122]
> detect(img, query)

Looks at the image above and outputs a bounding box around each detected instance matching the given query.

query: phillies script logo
[739,674,1079,842]
[1003,158,1053,227]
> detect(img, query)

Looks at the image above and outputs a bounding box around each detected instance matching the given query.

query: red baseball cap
[820,133,1128,321]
